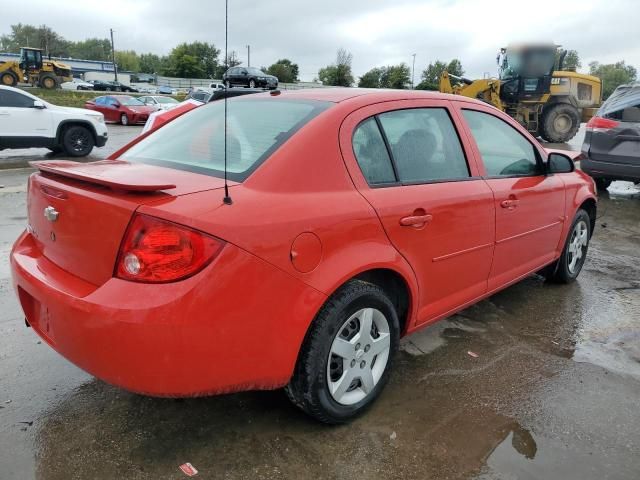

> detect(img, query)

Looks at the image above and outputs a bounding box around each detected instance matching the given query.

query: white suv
[0,86,108,157]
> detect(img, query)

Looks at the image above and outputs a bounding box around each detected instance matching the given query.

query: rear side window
[352,118,396,185]
[462,110,540,177]
[124,98,331,181]
[0,90,35,108]
[377,108,470,183]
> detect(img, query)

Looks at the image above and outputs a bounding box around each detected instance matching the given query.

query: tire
[286,280,399,424]
[249,79,256,88]
[62,125,94,157]
[594,178,612,192]
[120,114,129,126]
[544,209,591,283]
[1,71,18,87]
[540,103,581,143]
[224,80,231,89]
[39,73,57,90]
[106,87,112,91]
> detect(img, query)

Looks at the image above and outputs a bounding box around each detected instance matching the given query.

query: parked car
[0,85,107,156]
[142,88,263,134]
[223,67,278,89]
[11,89,596,424]
[89,80,138,92]
[209,82,226,90]
[61,78,94,91]
[158,85,177,95]
[138,95,180,111]
[581,82,640,190]
[84,95,156,125]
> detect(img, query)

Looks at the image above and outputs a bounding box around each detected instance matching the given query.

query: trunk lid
[27,160,230,286]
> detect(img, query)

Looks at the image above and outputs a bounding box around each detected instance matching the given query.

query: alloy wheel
[567,219,589,274]
[327,307,391,405]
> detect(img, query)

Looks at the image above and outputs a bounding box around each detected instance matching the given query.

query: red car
[11,89,596,423]
[85,95,156,125]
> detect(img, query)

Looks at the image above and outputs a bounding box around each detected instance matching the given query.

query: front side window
[124,98,331,181]
[462,110,540,177]
[0,90,35,108]
[377,108,470,183]
[352,118,396,185]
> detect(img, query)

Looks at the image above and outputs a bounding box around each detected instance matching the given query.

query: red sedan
[11,89,596,423]
[85,95,156,125]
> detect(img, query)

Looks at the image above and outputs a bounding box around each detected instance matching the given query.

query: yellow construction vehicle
[0,47,72,89]
[440,44,602,142]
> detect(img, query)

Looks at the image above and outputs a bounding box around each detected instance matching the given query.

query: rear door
[455,102,566,290]
[340,99,495,326]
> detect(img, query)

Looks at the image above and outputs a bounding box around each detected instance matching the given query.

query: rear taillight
[115,214,224,283]
[586,116,619,132]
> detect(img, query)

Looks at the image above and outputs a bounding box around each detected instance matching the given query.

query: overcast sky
[3,0,639,81]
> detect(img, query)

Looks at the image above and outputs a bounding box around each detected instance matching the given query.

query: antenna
[222,0,233,205]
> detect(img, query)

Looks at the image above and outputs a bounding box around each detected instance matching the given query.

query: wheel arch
[578,197,597,237]
[55,120,98,145]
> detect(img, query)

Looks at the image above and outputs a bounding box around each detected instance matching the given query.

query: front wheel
[249,79,256,88]
[120,113,129,126]
[286,280,399,424]
[544,209,591,283]
[540,103,581,143]
[62,125,94,157]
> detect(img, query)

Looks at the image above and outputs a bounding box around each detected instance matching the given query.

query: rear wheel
[594,178,612,191]
[544,209,591,283]
[120,114,129,126]
[62,125,94,157]
[540,103,581,143]
[286,280,399,424]
[1,71,18,86]
[224,80,231,89]
[39,73,57,89]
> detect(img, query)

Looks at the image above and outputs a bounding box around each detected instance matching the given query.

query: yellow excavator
[439,44,602,142]
[0,47,72,89]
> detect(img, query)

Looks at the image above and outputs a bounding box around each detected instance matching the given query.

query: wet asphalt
[0,125,639,479]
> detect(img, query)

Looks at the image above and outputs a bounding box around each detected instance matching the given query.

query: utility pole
[411,53,416,89]
[110,28,118,82]
[246,45,250,67]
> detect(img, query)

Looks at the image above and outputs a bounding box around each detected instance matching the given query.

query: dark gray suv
[581,83,640,190]
[222,67,278,90]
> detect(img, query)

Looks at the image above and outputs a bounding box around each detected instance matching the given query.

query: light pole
[246,45,250,67]
[411,53,416,89]
[110,28,118,82]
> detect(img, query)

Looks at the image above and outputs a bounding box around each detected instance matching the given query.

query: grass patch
[21,88,184,108]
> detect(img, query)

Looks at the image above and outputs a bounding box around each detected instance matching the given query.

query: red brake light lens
[115,214,224,283]
[586,116,619,132]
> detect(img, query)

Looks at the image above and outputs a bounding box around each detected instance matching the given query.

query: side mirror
[548,152,575,174]
[32,100,46,109]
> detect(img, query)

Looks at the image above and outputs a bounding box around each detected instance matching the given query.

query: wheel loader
[0,47,72,89]
[439,44,602,142]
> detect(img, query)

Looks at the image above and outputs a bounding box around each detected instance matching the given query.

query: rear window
[124,97,331,181]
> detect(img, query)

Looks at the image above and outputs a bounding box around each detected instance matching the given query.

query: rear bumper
[581,157,640,182]
[11,231,326,397]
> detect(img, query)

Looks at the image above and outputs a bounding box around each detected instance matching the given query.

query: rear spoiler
[29,160,176,192]
[543,149,583,161]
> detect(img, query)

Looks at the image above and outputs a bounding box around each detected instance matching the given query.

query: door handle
[400,214,433,227]
[500,199,520,209]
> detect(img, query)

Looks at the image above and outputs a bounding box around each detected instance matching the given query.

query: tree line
[1,24,636,97]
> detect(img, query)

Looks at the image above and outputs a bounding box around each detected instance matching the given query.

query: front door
[457,105,566,290]
[341,100,496,326]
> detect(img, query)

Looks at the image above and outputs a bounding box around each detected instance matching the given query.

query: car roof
[262,87,480,105]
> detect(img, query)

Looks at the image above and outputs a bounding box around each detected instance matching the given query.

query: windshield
[119,96,145,106]
[123,97,331,181]
[501,48,556,80]
[156,97,178,104]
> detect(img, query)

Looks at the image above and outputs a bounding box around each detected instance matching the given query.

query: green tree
[68,38,112,61]
[265,58,299,83]
[165,42,221,78]
[214,51,242,78]
[318,48,354,87]
[0,23,69,56]
[139,53,166,74]
[559,50,581,71]
[115,50,140,72]
[358,64,411,89]
[589,60,638,99]
[416,59,464,90]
